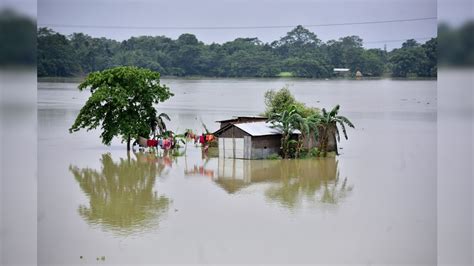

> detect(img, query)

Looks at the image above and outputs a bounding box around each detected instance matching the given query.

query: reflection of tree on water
[265,159,353,208]
[215,158,353,209]
[69,152,171,235]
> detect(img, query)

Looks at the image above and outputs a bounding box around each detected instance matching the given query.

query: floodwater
[38,78,437,265]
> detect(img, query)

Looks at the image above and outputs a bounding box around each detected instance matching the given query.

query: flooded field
[38,78,437,264]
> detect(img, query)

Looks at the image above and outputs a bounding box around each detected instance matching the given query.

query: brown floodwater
[38,78,437,264]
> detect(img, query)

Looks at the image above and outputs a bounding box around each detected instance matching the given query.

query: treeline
[38,25,437,78]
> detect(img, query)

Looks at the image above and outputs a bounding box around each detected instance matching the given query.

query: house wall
[220,122,232,129]
[218,133,282,160]
[250,135,281,159]
[218,126,249,159]
[219,137,246,159]
[218,126,248,138]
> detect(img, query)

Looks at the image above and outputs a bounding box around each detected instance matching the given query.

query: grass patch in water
[277,72,294,77]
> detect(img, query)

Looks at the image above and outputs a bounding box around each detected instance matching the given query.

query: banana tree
[151,112,171,137]
[269,105,304,158]
[316,105,354,156]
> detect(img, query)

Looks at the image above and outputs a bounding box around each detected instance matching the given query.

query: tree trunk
[281,135,286,159]
[127,135,131,151]
[321,128,328,157]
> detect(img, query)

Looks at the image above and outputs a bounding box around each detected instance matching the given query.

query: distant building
[333,68,350,73]
[333,68,350,78]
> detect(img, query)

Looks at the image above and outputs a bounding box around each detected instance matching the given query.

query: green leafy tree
[264,86,318,118]
[389,43,429,77]
[422,38,437,76]
[69,66,174,150]
[326,39,345,68]
[402,39,419,48]
[37,27,80,76]
[37,26,437,78]
[69,33,119,74]
[273,25,322,58]
[170,33,204,75]
[360,49,386,76]
[283,57,330,78]
[326,36,365,75]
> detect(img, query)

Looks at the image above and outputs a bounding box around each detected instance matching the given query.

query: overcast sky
[6,0,452,50]
[3,0,472,49]
[34,0,443,49]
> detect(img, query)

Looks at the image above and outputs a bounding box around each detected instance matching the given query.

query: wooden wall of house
[219,121,232,129]
[250,135,281,159]
[251,135,281,149]
[218,126,249,138]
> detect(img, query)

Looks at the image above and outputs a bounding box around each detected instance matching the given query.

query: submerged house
[213,121,300,159]
[213,116,338,159]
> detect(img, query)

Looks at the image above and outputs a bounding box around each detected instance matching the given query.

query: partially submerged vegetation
[69,66,353,159]
[264,86,318,118]
[69,66,174,150]
[265,87,354,159]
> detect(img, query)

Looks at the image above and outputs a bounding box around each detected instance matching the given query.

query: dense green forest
[37,25,439,78]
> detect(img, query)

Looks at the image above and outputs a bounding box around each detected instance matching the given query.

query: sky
[8,0,471,50]
[33,0,443,49]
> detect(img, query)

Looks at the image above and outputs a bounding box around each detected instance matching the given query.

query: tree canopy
[264,86,318,118]
[69,66,174,150]
[37,25,437,78]
[266,87,354,158]
[389,39,437,77]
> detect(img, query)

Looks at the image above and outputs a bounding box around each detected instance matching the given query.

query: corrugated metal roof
[234,121,300,136]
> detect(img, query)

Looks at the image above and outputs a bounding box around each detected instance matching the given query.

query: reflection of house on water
[215,157,353,208]
[69,152,171,236]
[183,153,217,178]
